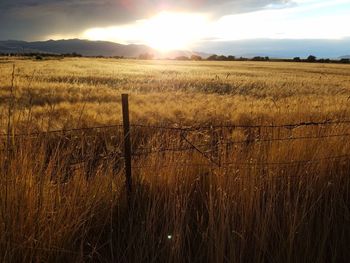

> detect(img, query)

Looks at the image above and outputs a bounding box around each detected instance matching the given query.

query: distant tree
[176,56,189,61]
[227,55,235,61]
[190,55,202,61]
[217,55,228,61]
[252,56,267,61]
[207,55,231,61]
[237,57,248,61]
[71,52,82,57]
[139,53,154,60]
[306,55,317,62]
[62,52,82,57]
[207,54,218,61]
[318,58,331,63]
[293,57,301,62]
[340,58,350,64]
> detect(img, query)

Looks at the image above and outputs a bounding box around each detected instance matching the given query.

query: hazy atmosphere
[1,1,350,263]
[1,0,350,57]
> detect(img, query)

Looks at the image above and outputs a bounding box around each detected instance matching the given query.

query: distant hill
[161,50,212,59]
[0,39,211,59]
[339,55,350,59]
[0,39,155,57]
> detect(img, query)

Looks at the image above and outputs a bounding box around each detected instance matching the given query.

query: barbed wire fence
[1,94,350,194]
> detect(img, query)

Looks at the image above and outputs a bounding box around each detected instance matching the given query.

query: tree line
[172,54,349,64]
[137,52,350,64]
[1,52,349,64]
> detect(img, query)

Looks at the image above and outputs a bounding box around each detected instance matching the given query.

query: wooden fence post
[122,94,132,197]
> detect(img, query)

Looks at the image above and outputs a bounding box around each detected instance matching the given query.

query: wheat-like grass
[0,57,350,262]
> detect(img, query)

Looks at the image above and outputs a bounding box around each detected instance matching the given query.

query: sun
[139,12,208,52]
[83,12,208,52]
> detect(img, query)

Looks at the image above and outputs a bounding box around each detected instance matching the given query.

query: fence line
[2,123,349,183]
[2,92,350,204]
[60,149,350,171]
[131,154,350,170]
[222,154,350,167]
[131,120,350,131]
[0,124,123,137]
[131,132,350,157]
[2,119,350,137]
[2,130,350,155]
[219,132,350,146]
[190,120,350,130]
[2,91,350,189]
[2,128,350,165]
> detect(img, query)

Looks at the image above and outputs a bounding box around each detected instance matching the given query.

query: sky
[1,0,350,56]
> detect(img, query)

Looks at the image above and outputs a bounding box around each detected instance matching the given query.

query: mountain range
[0,39,210,59]
[1,39,349,59]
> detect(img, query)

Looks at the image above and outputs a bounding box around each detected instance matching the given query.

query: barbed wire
[131,119,350,131]
[3,145,350,171]
[2,119,350,137]
[131,154,350,170]
[3,131,350,167]
[222,154,350,167]
[180,132,221,166]
[131,132,350,156]
[132,145,198,156]
[1,119,350,171]
[221,132,350,146]
[0,124,123,137]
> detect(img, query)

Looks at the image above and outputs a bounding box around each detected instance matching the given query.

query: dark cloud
[0,0,291,40]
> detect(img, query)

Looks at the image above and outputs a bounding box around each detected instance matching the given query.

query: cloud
[208,0,350,41]
[0,0,291,40]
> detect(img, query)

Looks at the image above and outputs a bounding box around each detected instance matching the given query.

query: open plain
[1,57,350,262]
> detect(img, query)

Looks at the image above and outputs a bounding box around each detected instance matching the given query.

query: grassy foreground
[1,57,350,262]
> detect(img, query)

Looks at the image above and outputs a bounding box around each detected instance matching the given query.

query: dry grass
[1,57,350,130]
[1,57,350,262]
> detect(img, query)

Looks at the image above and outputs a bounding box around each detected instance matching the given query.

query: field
[1,57,350,262]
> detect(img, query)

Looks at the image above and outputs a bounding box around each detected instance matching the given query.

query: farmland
[1,57,350,262]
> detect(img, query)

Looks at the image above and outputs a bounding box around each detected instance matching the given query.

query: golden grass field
[1,57,350,262]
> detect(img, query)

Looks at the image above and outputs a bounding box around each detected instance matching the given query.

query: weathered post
[211,127,221,166]
[121,94,132,197]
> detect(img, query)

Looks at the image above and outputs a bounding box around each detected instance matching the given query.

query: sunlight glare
[83,11,208,52]
[140,12,208,51]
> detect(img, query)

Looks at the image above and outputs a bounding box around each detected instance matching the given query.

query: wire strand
[2,119,350,137]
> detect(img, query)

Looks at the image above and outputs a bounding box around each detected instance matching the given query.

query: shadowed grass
[0,58,350,262]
